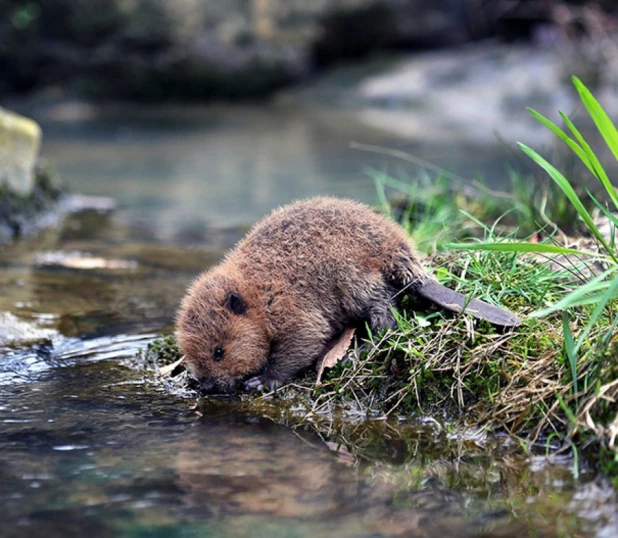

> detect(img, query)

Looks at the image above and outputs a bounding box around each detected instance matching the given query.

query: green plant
[457,77,618,313]
[454,77,618,460]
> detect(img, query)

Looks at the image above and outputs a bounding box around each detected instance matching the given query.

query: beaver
[176,197,520,393]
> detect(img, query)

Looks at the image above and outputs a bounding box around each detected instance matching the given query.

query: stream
[0,102,617,537]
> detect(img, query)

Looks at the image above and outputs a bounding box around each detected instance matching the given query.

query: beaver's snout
[197,377,243,395]
[197,378,215,394]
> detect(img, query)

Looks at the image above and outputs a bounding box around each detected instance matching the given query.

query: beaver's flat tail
[417,281,521,327]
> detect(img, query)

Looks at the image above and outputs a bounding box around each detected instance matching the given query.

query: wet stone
[0,312,56,347]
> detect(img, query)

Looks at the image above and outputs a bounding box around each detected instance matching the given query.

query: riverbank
[145,86,618,479]
[146,200,616,484]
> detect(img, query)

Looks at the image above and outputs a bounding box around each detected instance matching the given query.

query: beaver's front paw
[244,376,281,393]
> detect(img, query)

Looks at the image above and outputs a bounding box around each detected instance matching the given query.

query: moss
[0,163,65,242]
[143,335,182,367]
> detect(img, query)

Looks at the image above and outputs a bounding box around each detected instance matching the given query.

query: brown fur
[176,197,433,393]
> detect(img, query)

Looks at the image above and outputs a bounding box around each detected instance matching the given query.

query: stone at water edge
[0,108,42,197]
[0,312,57,347]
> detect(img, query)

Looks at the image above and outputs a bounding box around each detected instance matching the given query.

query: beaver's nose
[198,378,215,394]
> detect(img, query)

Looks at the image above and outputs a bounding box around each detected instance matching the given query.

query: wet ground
[1,104,617,537]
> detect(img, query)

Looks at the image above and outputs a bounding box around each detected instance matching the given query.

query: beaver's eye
[213,346,224,362]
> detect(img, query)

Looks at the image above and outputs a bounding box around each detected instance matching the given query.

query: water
[1,102,617,537]
[37,102,516,240]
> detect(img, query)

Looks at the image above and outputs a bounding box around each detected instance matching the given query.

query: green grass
[144,201,616,477]
[453,76,618,464]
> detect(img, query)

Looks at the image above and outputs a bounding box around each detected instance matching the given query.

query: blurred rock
[0,108,41,196]
[282,43,577,147]
[0,107,64,243]
[354,44,570,145]
[0,102,121,243]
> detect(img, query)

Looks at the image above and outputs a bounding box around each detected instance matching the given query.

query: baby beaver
[176,197,520,393]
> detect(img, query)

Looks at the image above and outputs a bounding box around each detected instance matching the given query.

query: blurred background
[3,0,618,241]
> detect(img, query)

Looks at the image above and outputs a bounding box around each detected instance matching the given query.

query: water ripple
[0,333,157,385]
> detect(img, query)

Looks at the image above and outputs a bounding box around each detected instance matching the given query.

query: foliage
[456,76,618,464]
[367,152,600,256]
[144,334,182,366]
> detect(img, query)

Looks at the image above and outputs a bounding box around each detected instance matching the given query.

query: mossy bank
[144,239,616,481]
[145,76,618,482]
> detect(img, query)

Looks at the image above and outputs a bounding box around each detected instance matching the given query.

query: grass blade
[528,108,592,171]
[588,190,618,227]
[531,268,617,317]
[575,274,618,353]
[450,241,601,257]
[372,170,392,217]
[562,312,578,399]
[559,112,618,212]
[518,143,616,261]
[573,76,618,161]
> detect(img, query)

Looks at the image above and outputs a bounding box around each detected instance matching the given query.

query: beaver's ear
[227,292,247,316]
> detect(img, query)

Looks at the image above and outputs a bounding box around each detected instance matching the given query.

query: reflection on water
[0,104,617,537]
[1,357,616,538]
